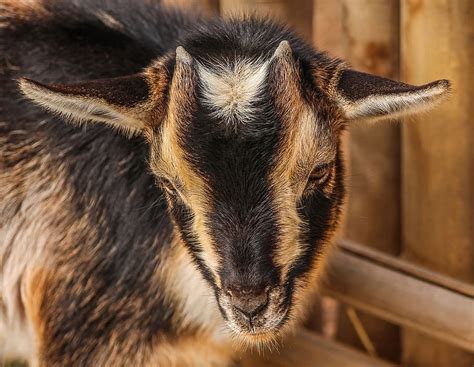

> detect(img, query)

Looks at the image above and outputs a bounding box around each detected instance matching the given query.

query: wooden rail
[242,329,395,367]
[322,240,474,352]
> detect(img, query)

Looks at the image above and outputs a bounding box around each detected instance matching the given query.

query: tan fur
[269,42,337,281]
[0,143,76,362]
[0,0,49,28]
[150,54,222,280]
[23,269,49,366]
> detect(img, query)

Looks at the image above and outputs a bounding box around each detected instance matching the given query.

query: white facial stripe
[198,60,269,124]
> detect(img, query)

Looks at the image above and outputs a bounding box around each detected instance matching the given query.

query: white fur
[163,242,228,342]
[198,60,269,125]
[0,190,61,364]
[0,310,35,364]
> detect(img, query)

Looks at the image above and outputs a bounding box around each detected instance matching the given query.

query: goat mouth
[224,308,289,341]
[216,285,290,338]
[222,303,289,336]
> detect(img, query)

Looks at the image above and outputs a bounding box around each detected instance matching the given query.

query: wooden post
[313,0,345,59]
[242,329,395,367]
[401,0,474,366]
[314,0,402,361]
[219,0,313,42]
[341,0,400,272]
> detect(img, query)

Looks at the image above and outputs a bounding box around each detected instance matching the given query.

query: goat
[0,1,450,366]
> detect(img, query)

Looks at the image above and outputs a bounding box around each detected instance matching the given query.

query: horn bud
[270,40,301,105]
[169,46,197,121]
[273,40,293,59]
[176,46,193,66]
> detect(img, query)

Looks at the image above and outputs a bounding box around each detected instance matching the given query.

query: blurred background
[161,1,473,366]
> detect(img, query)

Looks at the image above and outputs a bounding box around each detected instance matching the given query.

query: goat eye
[160,178,179,197]
[305,163,332,188]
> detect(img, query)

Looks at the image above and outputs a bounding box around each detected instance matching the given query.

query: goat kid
[0,1,450,366]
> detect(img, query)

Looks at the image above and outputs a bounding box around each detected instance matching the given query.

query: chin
[224,312,295,352]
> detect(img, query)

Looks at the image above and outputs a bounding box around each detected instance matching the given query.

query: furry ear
[18,49,177,137]
[330,69,451,121]
[19,73,156,136]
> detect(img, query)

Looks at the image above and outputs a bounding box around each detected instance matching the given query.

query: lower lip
[231,311,288,335]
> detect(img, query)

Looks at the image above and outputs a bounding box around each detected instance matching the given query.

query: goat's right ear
[325,69,451,122]
[19,65,169,137]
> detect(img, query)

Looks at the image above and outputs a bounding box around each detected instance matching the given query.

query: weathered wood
[323,0,401,360]
[400,0,474,365]
[242,329,395,367]
[340,0,400,263]
[321,244,474,352]
[313,0,345,59]
[219,0,313,42]
[339,239,474,297]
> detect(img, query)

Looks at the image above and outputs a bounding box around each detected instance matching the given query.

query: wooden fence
[165,1,474,366]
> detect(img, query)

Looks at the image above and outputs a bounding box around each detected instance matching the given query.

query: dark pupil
[310,164,328,181]
[161,179,177,195]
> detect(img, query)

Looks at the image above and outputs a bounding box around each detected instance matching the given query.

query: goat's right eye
[160,178,179,198]
[302,162,334,196]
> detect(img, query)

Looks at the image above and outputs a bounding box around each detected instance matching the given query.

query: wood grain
[241,329,395,367]
[322,243,474,352]
[324,0,402,360]
[219,0,313,42]
[400,0,474,365]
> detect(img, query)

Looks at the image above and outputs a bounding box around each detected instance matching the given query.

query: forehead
[182,62,278,200]
[198,59,269,128]
[158,58,337,186]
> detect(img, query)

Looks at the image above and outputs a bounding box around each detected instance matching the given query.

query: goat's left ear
[19,67,168,136]
[328,69,451,121]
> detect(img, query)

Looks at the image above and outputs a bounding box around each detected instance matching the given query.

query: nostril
[227,286,270,317]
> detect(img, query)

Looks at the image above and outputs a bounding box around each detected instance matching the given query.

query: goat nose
[227,287,269,317]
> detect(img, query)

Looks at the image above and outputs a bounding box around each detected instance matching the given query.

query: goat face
[20,32,450,341]
[148,44,346,338]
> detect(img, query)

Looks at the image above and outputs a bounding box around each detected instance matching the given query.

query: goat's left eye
[305,163,333,189]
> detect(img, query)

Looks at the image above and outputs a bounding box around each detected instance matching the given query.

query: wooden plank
[241,329,395,367]
[219,0,313,42]
[310,0,346,339]
[327,1,401,360]
[313,0,345,59]
[339,0,400,259]
[400,0,474,365]
[339,239,474,297]
[321,246,474,352]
